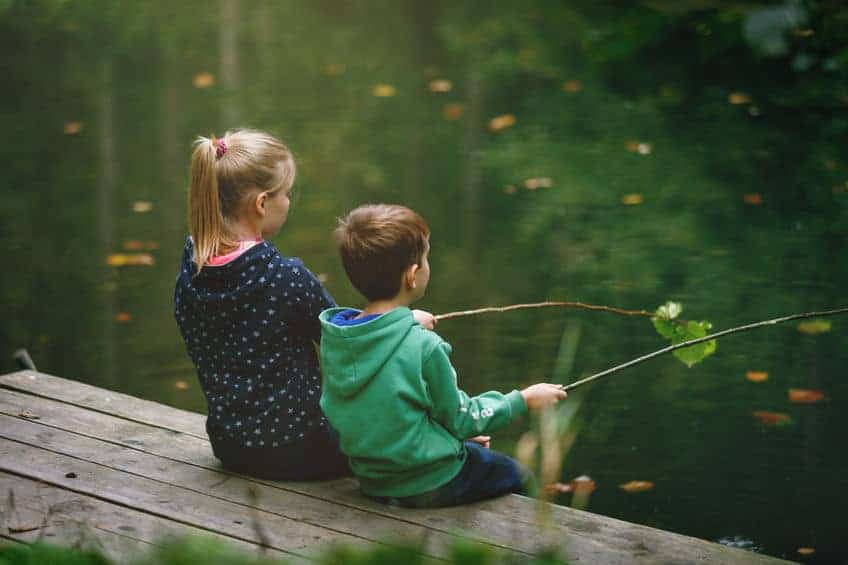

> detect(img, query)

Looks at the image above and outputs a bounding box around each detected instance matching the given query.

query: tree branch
[436,301,654,321]
[563,307,848,391]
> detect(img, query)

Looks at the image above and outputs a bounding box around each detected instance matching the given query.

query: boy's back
[320,306,526,498]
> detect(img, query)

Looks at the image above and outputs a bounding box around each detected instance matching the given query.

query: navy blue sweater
[174,238,335,453]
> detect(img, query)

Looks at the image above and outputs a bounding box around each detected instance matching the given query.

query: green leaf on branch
[652,303,717,367]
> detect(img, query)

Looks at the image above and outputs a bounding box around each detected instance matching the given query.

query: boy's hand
[520,383,567,411]
[412,309,437,330]
[468,435,491,448]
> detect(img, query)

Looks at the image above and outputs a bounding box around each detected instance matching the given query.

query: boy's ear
[405,264,419,289]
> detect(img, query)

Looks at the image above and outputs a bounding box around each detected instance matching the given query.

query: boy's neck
[359,295,412,317]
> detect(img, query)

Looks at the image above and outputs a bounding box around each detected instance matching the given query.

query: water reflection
[2,1,846,561]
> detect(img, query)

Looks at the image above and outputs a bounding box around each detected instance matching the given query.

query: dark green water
[3,2,847,561]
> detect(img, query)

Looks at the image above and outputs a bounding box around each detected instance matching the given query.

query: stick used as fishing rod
[563,306,848,392]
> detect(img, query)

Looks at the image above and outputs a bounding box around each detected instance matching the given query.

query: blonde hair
[188,129,296,273]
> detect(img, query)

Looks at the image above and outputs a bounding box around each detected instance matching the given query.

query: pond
[2,2,847,562]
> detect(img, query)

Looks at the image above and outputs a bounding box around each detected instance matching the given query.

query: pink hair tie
[215,139,228,159]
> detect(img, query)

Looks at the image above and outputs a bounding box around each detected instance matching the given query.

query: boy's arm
[423,341,527,438]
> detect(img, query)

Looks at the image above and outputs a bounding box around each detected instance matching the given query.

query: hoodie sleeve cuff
[505,389,528,420]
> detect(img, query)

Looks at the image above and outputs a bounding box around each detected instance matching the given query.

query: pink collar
[207,239,262,266]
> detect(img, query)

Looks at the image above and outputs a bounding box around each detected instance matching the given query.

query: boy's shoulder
[412,323,452,359]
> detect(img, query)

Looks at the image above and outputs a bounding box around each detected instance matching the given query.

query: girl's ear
[254,192,267,216]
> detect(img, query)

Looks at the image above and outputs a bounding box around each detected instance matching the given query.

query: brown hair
[188,129,296,273]
[334,204,430,301]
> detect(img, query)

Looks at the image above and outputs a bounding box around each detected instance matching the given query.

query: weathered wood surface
[0,370,794,564]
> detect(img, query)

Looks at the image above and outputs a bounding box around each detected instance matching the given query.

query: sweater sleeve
[286,259,336,342]
[423,340,527,438]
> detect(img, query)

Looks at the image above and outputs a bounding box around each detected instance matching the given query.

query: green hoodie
[319,306,527,497]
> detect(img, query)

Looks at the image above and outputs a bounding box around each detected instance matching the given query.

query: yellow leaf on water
[524,178,552,190]
[323,63,345,77]
[788,388,825,404]
[544,482,573,494]
[619,480,654,493]
[428,79,452,93]
[372,84,396,97]
[123,240,159,251]
[753,411,792,426]
[106,253,155,267]
[637,143,652,155]
[743,193,763,205]
[728,92,750,105]
[622,193,644,205]
[797,320,831,335]
[746,370,769,383]
[193,72,215,88]
[562,80,582,93]
[443,103,464,121]
[316,273,329,283]
[488,114,516,132]
[797,547,815,555]
[64,122,83,135]
[133,201,153,213]
[175,380,189,391]
[503,185,517,195]
[115,312,132,323]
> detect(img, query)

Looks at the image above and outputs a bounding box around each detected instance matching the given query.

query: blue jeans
[369,442,529,508]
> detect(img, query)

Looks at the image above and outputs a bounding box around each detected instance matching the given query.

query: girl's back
[173,129,349,480]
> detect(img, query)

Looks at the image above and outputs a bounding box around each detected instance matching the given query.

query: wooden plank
[0,388,635,560]
[0,471,296,563]
[0,372,791,564]
[1,370,206,438]
[0,435,371,560]
[0,399,490,561]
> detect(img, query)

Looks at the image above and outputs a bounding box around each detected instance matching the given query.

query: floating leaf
[372,84,396,97]
[743,193,763,205]
[503,185,517,195]
[132,201,153,213]
[746,370,769,383]
[193,72,215,88]
[544,482,573,494]
[753,411,792,426]
[622,193,644,205]
[64,121,83,135]
[797,547,815,555]
[115,312,132,323]
[123,240,159,251]
[488,114,516,132]
[322,63,345,77]
[797,319,831,334]
[728,92,751,105]
[619,480,654,493]
[175,380,189,391]
[788,388,824,404]
[562,80,582,93]
[428,79,452,93]
[524,178,552,190]
[637,143,652,155]
[106,253,155,267]
[442,103,464,121]
[316,273,329,283]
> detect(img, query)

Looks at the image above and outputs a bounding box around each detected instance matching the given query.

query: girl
[173,129,349,480]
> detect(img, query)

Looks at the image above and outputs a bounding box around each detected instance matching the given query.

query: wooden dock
[0,370,792,564]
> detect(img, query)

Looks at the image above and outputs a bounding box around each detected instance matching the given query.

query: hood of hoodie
[319,307,418,398]
[177,237,277,304]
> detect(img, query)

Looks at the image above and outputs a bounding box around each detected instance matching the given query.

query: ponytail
[188,137,234,274]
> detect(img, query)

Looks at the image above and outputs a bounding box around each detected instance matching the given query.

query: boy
[319,204,567,507]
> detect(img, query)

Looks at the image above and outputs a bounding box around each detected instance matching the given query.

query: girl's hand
[468,435,491,448]
[520,383,567,411]
[412,309,437,330]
